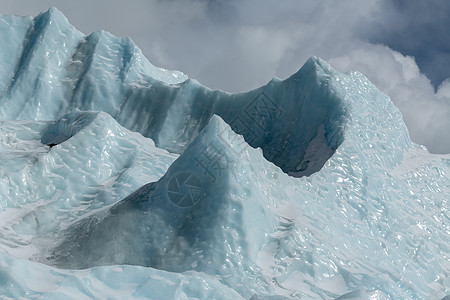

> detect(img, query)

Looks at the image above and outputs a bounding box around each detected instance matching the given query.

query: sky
[0,0,449,154]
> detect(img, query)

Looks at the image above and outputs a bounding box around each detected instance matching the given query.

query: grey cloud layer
[368,0,450,88]
[0,0,449,153]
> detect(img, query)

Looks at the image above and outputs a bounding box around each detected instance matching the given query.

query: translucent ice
[0,8,449,300]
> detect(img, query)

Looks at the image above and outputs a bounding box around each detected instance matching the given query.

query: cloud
[367,0,450,88]
[0,0,449,153]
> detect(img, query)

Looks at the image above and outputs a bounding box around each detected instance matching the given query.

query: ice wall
[0,7,449,300]
[0,8,345,177]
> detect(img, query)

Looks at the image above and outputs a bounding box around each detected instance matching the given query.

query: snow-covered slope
[0,8,448,300]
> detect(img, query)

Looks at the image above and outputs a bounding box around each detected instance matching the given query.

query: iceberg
[0,7,449,300]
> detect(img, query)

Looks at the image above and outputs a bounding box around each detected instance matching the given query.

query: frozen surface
[0,8,449,300]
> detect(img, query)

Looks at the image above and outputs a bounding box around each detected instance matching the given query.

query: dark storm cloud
[367,0,450,88]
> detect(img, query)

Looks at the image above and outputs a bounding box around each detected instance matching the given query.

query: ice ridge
[0,8,449,300]
[0,8,345,177]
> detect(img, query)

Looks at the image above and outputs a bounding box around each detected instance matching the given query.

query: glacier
[0,7,449,300]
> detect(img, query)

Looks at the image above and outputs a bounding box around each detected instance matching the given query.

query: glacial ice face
[0,8,345,177]
[0,110,178,257]
[0,7,449,300]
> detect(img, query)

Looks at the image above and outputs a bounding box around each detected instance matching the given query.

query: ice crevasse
[0,7,449,300]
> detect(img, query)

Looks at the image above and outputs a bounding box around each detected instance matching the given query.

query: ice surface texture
[0,8,449,300]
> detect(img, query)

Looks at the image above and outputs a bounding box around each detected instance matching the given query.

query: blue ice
[0,8,449,300]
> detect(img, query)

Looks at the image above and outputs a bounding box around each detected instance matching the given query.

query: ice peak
[291,56,334,80]
[34,6,75,32]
